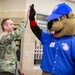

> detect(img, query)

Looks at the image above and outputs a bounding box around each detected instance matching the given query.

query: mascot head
[45,3,75,38]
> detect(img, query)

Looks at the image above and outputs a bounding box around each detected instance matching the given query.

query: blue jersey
[40,31,75,75]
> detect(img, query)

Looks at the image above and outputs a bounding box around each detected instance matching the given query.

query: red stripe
[30,20,37,26]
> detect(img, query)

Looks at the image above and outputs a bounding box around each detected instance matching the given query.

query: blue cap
[45,3,72,20]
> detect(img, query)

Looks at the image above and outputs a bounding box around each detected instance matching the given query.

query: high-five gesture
[29,4,36,21]
[26,4,36,21]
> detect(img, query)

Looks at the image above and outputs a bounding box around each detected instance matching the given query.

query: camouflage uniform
[0,21,27,75]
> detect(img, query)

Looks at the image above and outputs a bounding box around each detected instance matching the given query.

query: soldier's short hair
[1,18,10,31]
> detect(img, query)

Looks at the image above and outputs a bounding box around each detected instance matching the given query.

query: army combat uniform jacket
[0,21,27,75]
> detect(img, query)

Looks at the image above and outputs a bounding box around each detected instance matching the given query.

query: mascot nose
[47,19,59,30]
[47,20,53,30]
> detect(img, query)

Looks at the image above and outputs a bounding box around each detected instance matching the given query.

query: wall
[26,0,75,15]
[0,0,75,15]
[0,0,26,10]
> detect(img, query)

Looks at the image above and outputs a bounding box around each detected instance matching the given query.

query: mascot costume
[28,3,75,75]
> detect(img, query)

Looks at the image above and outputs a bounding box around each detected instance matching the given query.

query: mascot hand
[29,4,36,21]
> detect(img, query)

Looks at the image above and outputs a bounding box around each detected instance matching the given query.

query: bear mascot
[27,3,75,75]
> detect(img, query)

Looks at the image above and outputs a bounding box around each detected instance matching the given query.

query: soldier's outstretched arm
[0,21,28,45]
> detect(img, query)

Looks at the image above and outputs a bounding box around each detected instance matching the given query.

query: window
[34,14,48,65]
[36,14,48,21]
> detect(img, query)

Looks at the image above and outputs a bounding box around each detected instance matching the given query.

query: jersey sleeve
[40,31,52,45]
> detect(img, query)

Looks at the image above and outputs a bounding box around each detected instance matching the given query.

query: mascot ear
[60,15,67,20]
[68,12,74,18]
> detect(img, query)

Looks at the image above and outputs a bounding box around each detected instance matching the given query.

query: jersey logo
[49,42,55,47]
[62,43,69,51]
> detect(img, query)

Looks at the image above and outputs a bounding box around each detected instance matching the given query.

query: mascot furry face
[46,3,75,38]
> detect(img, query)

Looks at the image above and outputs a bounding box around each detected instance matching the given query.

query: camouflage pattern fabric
[0,72,15,75]
[0,21,28,75]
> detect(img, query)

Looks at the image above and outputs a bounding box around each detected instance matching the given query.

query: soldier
[0,18,27,75]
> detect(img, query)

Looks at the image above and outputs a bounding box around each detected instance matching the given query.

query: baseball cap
[45,3,72,20]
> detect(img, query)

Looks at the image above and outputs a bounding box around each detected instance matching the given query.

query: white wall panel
[0,0,75,15]
[0,0,26,10]
[26,0,75,15]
